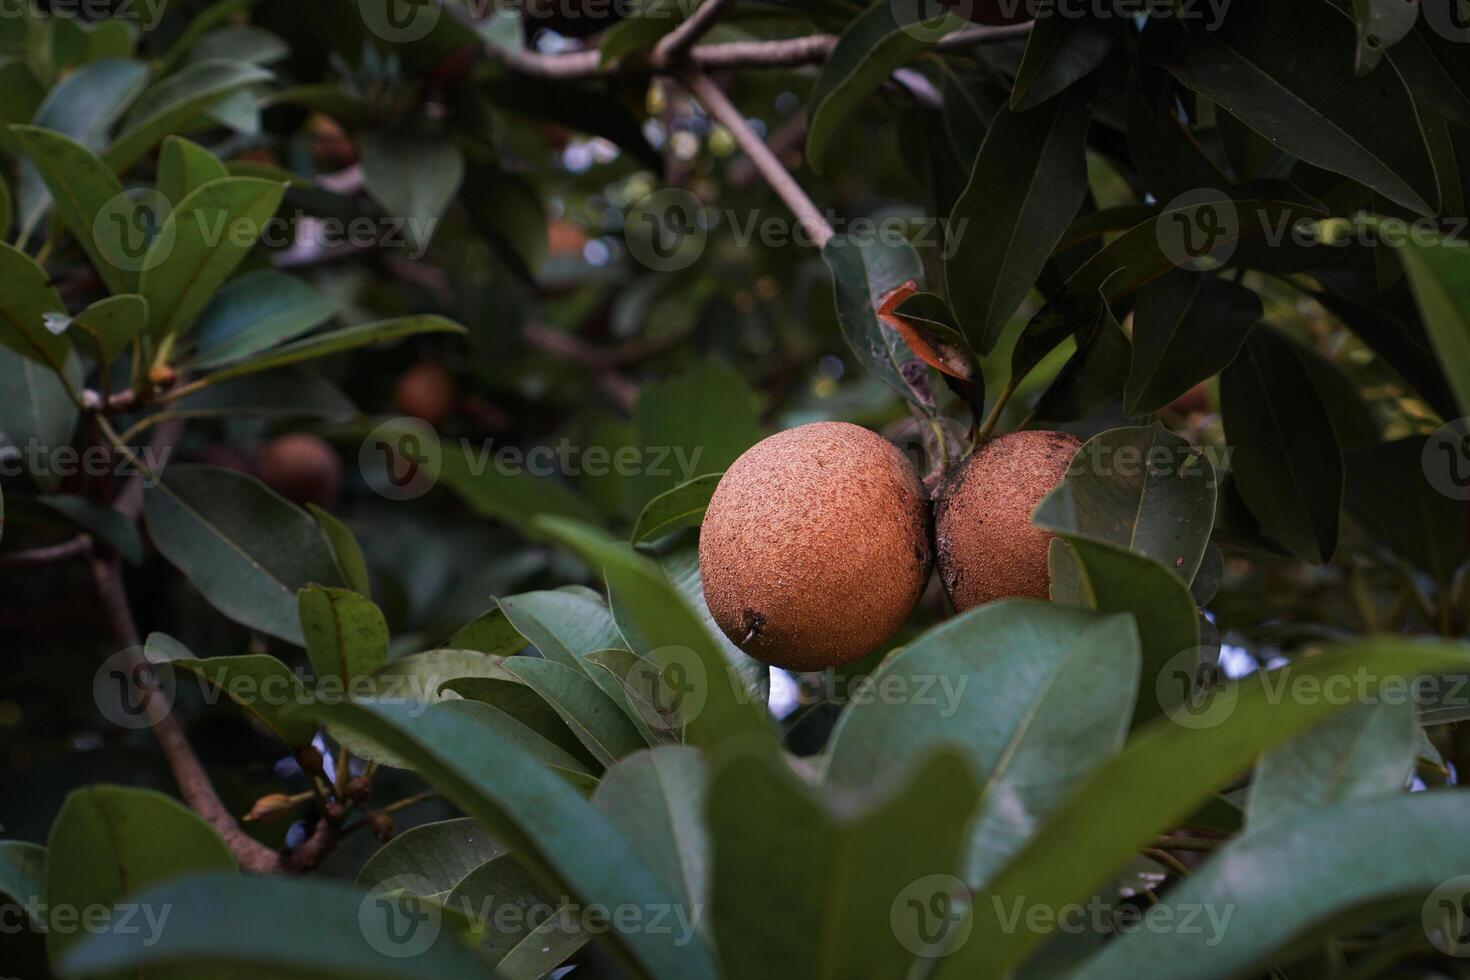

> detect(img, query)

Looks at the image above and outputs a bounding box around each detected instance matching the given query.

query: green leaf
[156,0,257,74]
[105,59,275,173]
[58,872,492,979]
[497,590,625,675]
[138,176,286,337]
[32,493,144,565]
[710,748,979,979]
[946,87,1093,355]
[360,132,464,254]
[445,603,531,657]
[1034,424,1218,583]
[143,465,343,643]
[0,242,70,369]
[1010,5,1120,110]
[823,235,931,410]
[45,785,236,966]
[534,517,779,755]
[1143,0,1439,215]
[805,0,965,172]
[1073,792,1470,979]
[1124,270,1262,416]
[301,697,722,980]
[0,163,11,237]
[631,473,721,545]
[1220,326,1344,564]
[356,817,507,901]
[11,125,130,295]
[461,166,548,279]
[630,362,762,513]
[0,346,80,492]
[503,657,648,766]
[308,504,372,596]
[592,746,710,921]
[825,601,1141,887]
[1245,698,1418,832]
[202,315,465,382]
[444,676,602,769]
[156,637,319,748]
[185,26,289,66]
[0,841,45,923]
[156,136,229,205]
[167,366,356,423]
[929,637,1470,978]
[299,585,389,687]
[1347,436,1468,589]
[1388,230,1470,417]
[67,294,149,370]
[446,854,588,969]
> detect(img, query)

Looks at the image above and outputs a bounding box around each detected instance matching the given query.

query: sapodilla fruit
[394,362,456,429]
[258,433,343,508]
[699,422,932,671]
[934,430,1082,611]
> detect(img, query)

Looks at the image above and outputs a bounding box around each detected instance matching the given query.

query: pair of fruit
[699,422,1081,671]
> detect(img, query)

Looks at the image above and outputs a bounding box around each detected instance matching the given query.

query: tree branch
[681,70,834,248]
[652,0,738,67]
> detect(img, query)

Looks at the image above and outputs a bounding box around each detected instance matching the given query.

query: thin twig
[0,534,92,567]
[653,0,737,67]
[682,70,834,248]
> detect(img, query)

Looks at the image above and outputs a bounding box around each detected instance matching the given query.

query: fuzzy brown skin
[934,430,1082,612]
[258,434,342,508]
[699,422,932,671]
[394,363,456,429]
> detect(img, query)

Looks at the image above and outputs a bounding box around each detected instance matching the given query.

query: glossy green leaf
[59,872,491,979]
[11,126,130,295]
[1074,792,1470,979]
[497,589,625,674]
[825,601,1141,886]
[1124,270,1262,416]
[631,473,721,545]
[930,638,1470,977]
[1144,0,1438,214]
[1350,0,1422,73]
[630,362,761,513]
[461,166,549,279]
[168,367,356,422]
[67,294,149,369]
[1389,229,1470,416]
[1220,326,1344,564]
[156,135,229,205]
[204,315,465,382]
[143,465,343,643]
[0,841,45,923]
[0,346,80,491]
[154,634,318,748]
[823,235,931,410]
[138,176,286,337]
[1347,436,1468,589]
[301,697,722,980]
[946,87,1092,354]
[710,748,979,980]
[356,817,508,901]
[443,676,602,769]
[45,785,236,966]
[446,854,588,969]
[1034,424,1218,583]
[32,493,143,565]
[186,26,289,66]
[1245,697,1418,832]
[106,60,275,173]
[307,504,372,596]
[299,585,389,687]
[503,656,648,765]
[1011,4,1121,110]
[445,603,531,657]
[0,242,70,369]
[155,0,256,73]
[360,132,464,254]
[806,1,965,172]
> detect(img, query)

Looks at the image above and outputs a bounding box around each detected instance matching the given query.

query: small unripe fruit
[934,430,1082,612]
[699,422,932,671]
[258,433,342,508]
[393,363,456,429]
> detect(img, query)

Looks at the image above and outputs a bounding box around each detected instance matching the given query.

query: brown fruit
[394,363,456,429]
[934,430,1082,612]
[1167,382,1211,416]
[699,422,932,671]
[258,433,342,508]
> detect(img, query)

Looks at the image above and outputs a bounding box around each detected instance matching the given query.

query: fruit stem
[973,375,1018,446]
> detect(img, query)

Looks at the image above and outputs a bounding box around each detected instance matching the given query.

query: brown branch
[652,0,738,67]
[681,70,834,248]
[0,534,92,567]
